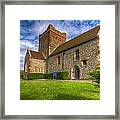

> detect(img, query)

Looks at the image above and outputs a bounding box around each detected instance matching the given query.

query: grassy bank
[20,80,100,100]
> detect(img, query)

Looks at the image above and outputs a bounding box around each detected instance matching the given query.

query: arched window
[58,56,60,64]
[75,49,79,60]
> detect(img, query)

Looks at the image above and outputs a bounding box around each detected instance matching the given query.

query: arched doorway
[75,67,80,79]
[71,65,80,80]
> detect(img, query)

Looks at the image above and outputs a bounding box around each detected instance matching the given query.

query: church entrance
[75,67,80,79]
[71,65,80,80]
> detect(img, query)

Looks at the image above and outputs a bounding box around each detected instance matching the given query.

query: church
[24,24,100,80]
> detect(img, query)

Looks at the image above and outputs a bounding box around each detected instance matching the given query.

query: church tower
[38,24,66,57]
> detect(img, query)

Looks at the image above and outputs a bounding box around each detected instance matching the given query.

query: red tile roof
[29,50,46,60]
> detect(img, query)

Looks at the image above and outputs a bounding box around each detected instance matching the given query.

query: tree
[88,66,100,84]
[20,70,24,80]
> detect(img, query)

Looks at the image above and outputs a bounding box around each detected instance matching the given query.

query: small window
[58,56,60,64]
[98,50,100,54]
[82,60,87,66]
[75,49,79,60]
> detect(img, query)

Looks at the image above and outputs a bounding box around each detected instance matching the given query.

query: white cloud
[20,53,25,58]
[30,21,49,35]
[20,40,36,49]
[20,40,38,69]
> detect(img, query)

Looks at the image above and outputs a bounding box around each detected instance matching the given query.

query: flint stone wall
[48,38,99,79]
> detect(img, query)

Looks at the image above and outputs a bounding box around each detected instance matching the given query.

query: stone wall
[29,58,46,73]
[48,38,100,79]
[48,52,63,72]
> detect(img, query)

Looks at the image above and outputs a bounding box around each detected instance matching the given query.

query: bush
[27,72,69,80]
[44,73,52,79]
[20,70,24,79]
[28,73,52,80]
[56,71,69,80]
[28,73,44,80]
[88,68,100,84]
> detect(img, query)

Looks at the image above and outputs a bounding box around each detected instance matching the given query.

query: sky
[20,20,100,70]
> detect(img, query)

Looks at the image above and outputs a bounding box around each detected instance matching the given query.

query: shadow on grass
[52,94,99,100]
[20,93,100,100]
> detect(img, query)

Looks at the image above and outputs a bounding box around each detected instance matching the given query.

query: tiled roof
[49,25,100,56]
[29,50,46,60]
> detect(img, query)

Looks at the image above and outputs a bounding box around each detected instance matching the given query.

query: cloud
[20,40,38,69]
[21,40,34,48]
[20,20,100,69]
[20,55,25,70]
[20,20,100,41]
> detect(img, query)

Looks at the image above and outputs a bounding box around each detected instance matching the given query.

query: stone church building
[24,24,100,80]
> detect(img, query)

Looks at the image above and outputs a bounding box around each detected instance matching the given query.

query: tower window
[75,49,79,60]
[82,60,87,66]
[58,56,60,64]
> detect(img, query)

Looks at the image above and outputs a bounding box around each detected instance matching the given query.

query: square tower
[38,24,66,57]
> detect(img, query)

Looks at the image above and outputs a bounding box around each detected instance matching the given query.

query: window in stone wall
[82,60,87,66]
[75,49,79,60]
[98,50,100,54]
[58,56,60,64]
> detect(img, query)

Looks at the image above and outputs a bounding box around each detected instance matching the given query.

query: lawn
[20,80,100,100]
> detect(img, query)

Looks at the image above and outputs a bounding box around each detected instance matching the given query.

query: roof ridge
[67,25,100,44]
[28,50,46,60]
[29,49,38,53]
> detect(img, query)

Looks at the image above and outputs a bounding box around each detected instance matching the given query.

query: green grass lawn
[20,80,100,100]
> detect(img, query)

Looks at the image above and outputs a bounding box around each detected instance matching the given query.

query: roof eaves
[49,35,99,57]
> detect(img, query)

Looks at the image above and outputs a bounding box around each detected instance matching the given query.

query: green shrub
[27,72,69,80]
[20,70,24,79]
[28,73,44,80]
[56,71,69,80]
[28,73,52,80]
[88,68,100,84]
[44,73,52,79]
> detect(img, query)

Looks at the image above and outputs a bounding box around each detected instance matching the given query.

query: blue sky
[20,20,100,70]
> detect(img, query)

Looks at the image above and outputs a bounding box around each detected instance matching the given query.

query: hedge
[44,73,52,79]
[28,73,52,80]
[27,71,69,80]
[56,71,69,80]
